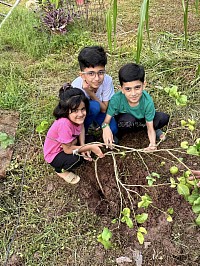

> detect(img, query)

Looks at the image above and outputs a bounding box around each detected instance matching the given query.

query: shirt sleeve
[56,121,74,144]
[107,94,119,117]
[145,100,156,122]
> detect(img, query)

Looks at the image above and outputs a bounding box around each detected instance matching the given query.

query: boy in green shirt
[102,63,169,151]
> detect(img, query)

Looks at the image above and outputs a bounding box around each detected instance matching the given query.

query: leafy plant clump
[40,0,78,34]
[0,132,14,149]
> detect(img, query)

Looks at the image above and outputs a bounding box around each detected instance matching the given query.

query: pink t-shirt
[43,117,82,163]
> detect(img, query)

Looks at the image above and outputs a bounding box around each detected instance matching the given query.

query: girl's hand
[81,151,92,161]
[90,144,105,158]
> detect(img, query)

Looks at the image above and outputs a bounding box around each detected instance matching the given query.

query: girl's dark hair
[118,63,145,86]
[53,83,89,119]
[78,46,107,70]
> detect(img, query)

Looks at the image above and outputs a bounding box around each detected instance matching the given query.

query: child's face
[68,101,86,125]
[80,65,106,91]
[121,80,145,107]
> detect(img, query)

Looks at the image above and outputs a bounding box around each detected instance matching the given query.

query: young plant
[40,1,73,34]
[164,85,187,106]
[181,138,200,156]
[0,132,14,149]
[97,227,112,249]
[146,172,160,186]
[181,119,196,132]
[121,207,133,228]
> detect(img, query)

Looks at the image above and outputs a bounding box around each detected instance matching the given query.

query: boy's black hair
[78,46,107,70]
[53,83,89,119]
[118,63,145,86]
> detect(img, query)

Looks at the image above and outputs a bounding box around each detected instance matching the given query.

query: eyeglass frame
[81,70,106,78]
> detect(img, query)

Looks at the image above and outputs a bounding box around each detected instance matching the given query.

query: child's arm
[144,121,157,151]
[102,114,114,148]
[61,142,104,159]
[78,125,85,146]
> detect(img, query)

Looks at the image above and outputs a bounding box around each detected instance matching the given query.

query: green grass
[0,0,200,265]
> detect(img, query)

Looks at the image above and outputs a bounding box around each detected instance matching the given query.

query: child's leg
[153,112,170,130]
[115,113,145,138]
[50,151,83,183]
[95,112,118,135]
[84,100,101,133]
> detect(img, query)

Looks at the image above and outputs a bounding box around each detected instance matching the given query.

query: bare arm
[144,121,157,151]
[102,114,114,148]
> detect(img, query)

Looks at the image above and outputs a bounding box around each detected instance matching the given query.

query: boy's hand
[103,126,113,148]
[144,144,157,152]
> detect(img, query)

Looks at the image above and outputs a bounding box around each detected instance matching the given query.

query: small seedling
[181,138,200,156]
[137,227,147,245]
[0,132,14,149]
[97,227,112,250]
[121,208,133,228]
[164,85,187,106]
[36,120,49,134]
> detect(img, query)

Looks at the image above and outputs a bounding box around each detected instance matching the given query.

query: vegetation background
[0,0,200,265]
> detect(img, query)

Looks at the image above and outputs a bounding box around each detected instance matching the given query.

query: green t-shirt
[107,90,155,122]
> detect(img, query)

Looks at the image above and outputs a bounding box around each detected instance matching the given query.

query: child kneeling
[43,84,104,184]
[102,63,169,151]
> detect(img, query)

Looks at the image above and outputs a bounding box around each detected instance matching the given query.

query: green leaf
[192,204,200,214]
[170,177,176,188]
[138,227,147,234]
[187,190,199,204]
[111,218,118,224]
[167,215,173,222]
[121,207,131,217]
[135,213,148,224]
[187,146,199,156]
[181,120,187,126]
[176,95,187,106]
[101,227,112,241]
[177,184,190,197]
[151,172,160,178]
[167,208,174,215]
[0,132,8,141]
[181,141,189,149]
[137,231,145,245]
[138,194,152,208]
[125,217,134,229]
[195,214,200,225]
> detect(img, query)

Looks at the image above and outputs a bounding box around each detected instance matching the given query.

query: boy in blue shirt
[102,63,169,151]
[71,46,117,135]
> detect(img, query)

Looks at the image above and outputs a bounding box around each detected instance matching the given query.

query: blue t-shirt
[107,90,155,122]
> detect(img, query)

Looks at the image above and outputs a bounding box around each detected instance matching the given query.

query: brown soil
[0,110,19,177]
[76,130,200,265]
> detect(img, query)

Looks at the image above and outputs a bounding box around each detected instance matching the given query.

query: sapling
[0,132,14,149]
[97,227,112,249]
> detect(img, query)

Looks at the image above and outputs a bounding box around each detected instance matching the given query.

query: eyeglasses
[70,107,86,114]
[81,70,106,78]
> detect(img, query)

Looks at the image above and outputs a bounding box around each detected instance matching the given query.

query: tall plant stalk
[106,0,117,53]
[182,0,189,49]
[136,0,150,63]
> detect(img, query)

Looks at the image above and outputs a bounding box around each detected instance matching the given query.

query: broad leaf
[136,213,148,224]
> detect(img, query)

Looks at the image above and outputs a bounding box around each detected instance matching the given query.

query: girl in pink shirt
[43,84,104,184]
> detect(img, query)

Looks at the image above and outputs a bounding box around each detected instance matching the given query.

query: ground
[72,129,200,265]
